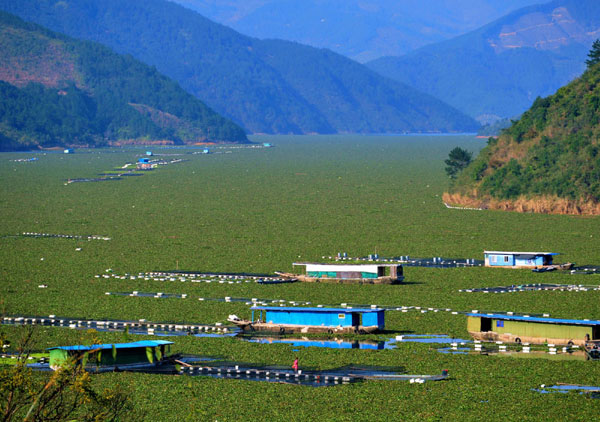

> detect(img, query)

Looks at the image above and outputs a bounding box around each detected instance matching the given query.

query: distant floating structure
[284,262,404,284]
[262,142,273,147]
[483,251,571,270]
[63,148,74,154]
[137,157,153,170]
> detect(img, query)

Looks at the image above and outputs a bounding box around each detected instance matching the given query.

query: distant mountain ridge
[444,60,600,215]
[367,0,600,123]
[0,0,479,135]
[0,11,247,151]
[173,0,541,62]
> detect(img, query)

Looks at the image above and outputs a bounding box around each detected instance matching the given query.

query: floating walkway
[178,363,448,387]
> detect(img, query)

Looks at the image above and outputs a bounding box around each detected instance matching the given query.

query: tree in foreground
[445,147,472,179]
[0,327,141,422]
[586,39,600,68]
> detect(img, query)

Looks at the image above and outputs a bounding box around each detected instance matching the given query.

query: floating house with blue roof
[228,306,385,334]
[137,157,153,170]
[483,251,565,269]
[291,262,404,284]
[48,340,173,371]
[467,313,600,346]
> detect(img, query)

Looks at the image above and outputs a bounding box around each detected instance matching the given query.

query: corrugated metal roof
[48,340,173,351]
[467,313,600,326]
[483,251,559,255]
[252,306,383,313]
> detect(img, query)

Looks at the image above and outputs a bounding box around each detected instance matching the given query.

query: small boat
[584,341,600,360]
[532,263,573,272]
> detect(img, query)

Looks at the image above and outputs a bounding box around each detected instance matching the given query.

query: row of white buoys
[332,253,483,267]
[21,232,110,240]
[1,315,229,334]
[461,283,599,294]
[97,271,291,285]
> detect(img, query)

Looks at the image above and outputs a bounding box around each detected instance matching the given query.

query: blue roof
[48,340,173,351]
[467,313,600,326]
[252,306,383,313]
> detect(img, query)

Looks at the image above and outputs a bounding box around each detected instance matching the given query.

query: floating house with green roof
[48,340,173,371]
[467,313,600,346]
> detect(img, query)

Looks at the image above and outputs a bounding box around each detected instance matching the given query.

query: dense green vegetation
[587,39,600,67]
[0,11,247,151]
[451,62,600,203]
[1,136,600,420]
[0,0,479,134]
[444,147,472,179]
[367,0,599,121]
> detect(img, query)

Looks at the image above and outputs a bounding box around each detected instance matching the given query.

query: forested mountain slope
[0,0,479,134]
[368,0,600,123]
[0,11,247,151]
[444,61,600,215]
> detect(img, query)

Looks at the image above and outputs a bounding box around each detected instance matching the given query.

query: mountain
[172,0,541,62]
[444,60,600,215]
[0,0,479,135]
[0,11,247,151]
[367,0,600,123]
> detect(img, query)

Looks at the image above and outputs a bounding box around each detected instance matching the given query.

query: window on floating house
[504,256,509,262]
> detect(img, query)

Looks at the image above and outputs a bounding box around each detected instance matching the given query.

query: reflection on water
[391,335,472,344]
[244,337,388,350]
[535,384,600,398]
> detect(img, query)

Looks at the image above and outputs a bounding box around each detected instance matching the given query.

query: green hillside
[0,11,247,151]
[0,0,479,134]
[368,0,599,123]
[445,61,600,214]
